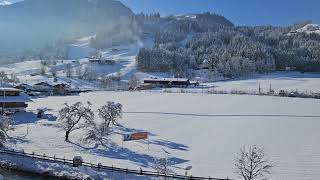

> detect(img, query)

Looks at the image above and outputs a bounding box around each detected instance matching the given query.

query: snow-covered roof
[34,82,53,87]
[0,92,32,102]
[144,78,190,82]
[0,88,22,92]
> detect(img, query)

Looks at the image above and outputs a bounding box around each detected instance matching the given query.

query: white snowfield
[6,91,320,180]
[0,152,158,180]
[211,72,320,93]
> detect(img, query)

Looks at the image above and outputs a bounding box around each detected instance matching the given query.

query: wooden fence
[0,149,234,180]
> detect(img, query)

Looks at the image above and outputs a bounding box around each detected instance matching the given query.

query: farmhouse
[0,88,31,112]
[32,82,53,93]
[89,58,116,65]
[143,78,191,87]
[52,83,70,95]
[14,83,33,92]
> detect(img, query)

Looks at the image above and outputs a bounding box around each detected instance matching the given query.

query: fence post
[140,168,142,175]
[112,165,114,172]
[32,152,35,158]
[98,163,101,171]
[126,168,128,173]
[63,156,66,164]
[208,176,211,180]
[54,155,56,161]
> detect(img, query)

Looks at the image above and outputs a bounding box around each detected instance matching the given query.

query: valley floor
[5,91,320,179]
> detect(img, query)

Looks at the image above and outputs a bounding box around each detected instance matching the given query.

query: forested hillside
[136,13,320,78]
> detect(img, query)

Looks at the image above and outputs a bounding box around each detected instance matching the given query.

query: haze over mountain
[0,0,133,53]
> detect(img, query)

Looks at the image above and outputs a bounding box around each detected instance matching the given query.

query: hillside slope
[0,0,133,52]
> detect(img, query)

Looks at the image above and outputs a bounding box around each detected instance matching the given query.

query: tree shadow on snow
[142,139,189,151]
[8,137,30,145]
[115,124,156,137]
[76,141,188,168]
[116,124,189,151]
[14,112,57,125]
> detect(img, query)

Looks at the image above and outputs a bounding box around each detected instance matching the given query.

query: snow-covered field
[6,91,320,179]
[211,72,320,93]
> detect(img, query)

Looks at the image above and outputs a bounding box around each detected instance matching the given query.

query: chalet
[0,88,31,112]
[89,58,116,65]
[32,82,53,93]
[14,83,33,92]
[143,78,191,87]
[88,58,101,63]
[53,83,70,95]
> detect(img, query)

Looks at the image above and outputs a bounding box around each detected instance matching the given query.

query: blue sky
[2,0,318,26]
[120,0,319,26]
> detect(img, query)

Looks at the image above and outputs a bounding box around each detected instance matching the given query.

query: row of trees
[0,71,20,85]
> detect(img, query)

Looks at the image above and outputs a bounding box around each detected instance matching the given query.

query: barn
[143,78,191,87]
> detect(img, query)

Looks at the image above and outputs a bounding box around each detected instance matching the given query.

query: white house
[0,88,32,112]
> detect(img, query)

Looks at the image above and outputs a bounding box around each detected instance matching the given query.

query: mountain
[0,1,12,5]
[0,0,133,53]
[296,24,320,34]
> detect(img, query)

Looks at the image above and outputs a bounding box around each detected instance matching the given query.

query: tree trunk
[65,130,70,142]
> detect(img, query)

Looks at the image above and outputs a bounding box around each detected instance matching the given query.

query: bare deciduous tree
[98,101,122,127]
[100,76,113,89]
[128,74,140,90]
[234,145,273,180]
[83,121,112,146]
[0,71,10,85]
[58,101,94,142]
[0,115,15,147]
[84,101,122,146]
[153,157,174,174]
[40,64,47,75]
[65,64,73,78]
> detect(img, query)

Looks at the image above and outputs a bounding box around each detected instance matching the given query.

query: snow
[0,0,12,6]
[68,36,95,60]
[0,92,31,102]
[210,72,320,93]
[0,152,158,179]
[6,91,320,179]
[296,24,320,34]
[0,38,155,90]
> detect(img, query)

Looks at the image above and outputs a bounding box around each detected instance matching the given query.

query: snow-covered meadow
[212,72,320,93]
[6,91,320,179]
